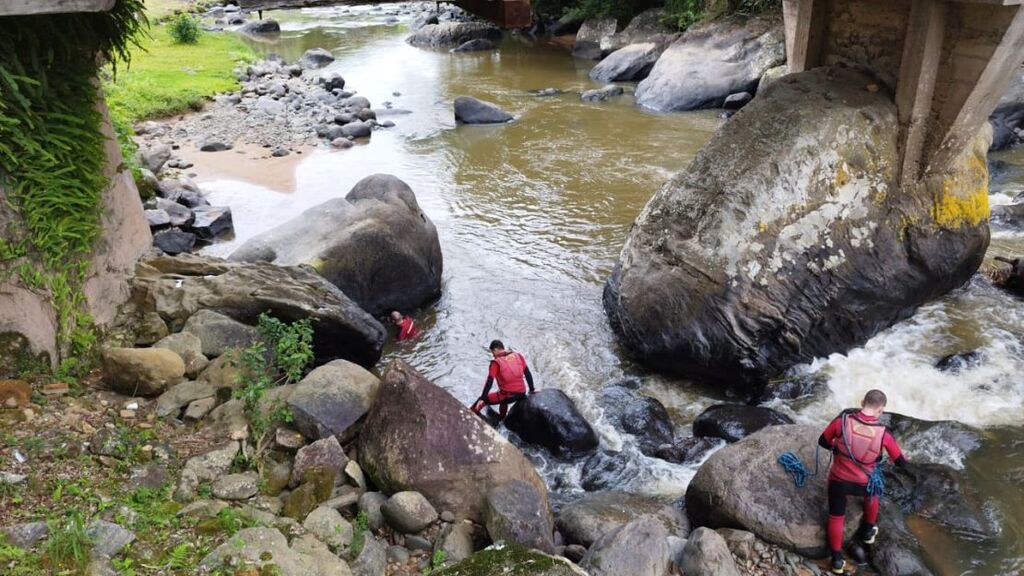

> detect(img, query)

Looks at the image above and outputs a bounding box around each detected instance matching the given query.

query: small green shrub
[168,14,201,44]
[46,510,93,572]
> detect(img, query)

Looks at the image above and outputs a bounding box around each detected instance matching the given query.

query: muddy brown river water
[189,5,1024,573]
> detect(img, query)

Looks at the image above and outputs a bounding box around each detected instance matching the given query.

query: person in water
[471,340,536,418]
[390,311,419,342]
[819,389,911,574]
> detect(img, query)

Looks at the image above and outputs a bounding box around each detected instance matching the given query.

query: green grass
[105,23,255,124]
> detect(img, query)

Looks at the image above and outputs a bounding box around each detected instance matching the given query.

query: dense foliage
[0,1,147,372]
[168,13,201,44]
[534,0,780,29]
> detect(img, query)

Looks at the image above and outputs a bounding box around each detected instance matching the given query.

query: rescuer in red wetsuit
[471,340,536,419]
[390,311,419,342]
[819,389,911,574]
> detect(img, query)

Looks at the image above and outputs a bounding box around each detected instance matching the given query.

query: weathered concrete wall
[824,0,910,87]
[0,96,150,369]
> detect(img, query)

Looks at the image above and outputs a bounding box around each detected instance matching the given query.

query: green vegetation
[233,313,314,445]
[169,14,202,44]
[0,0,146,372]
[105,23,254,124]
[534,0,781,30]
[46,510,93,572]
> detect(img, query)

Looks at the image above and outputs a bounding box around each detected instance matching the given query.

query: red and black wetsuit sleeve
[883,430,908,467]
[524,366,535,393]
[479,361,499,400]
[818,417,841,450]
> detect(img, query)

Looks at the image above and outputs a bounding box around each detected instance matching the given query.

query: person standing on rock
[470,340,536,419]
[818,389,911,574]
[390,311,419,342]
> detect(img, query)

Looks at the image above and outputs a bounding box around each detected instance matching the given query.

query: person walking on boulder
[819,389,911,574]
[471,340,536,419]
[390,311,419,342]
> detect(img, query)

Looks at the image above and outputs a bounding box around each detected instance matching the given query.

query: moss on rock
[436,543,584,576]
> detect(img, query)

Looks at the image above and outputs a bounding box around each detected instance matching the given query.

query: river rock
[200,527,313,574]
[290,436,349,488]
[693,404,793,443]
[603,9,678,52]
[580,514,674,576]
[723,91,753,110]
[990,203,1024,230]
[870,507,935,576]
[145,209,170,229]
[680,527,740,576]
[153,332,209,378]
[412,10,439,31]
[287,359,380,443]
[238,19,280,35]
[504,389,598,458]
[936,350,983,372]
[1,521,48,548]
[130,254,386,367]
[590,42,664,83]
[230,174,442,317]
[436,543,586,576]
[188,206,233,242]
[580,449,643,492]
[686,424,860,557]
[605,66,991,385]
[484,480,555,553]
[555,491,689,548]
[407,21,502,48]
[990,67,1024,151]
[758,64,790,93]
[597,383,673,455]
[319,71,346,92]
[140,144,171,173]
[352,535,388,576]
[155,379,215,418]
[382,491,438,533]
[358,492,388,532]
[453,38,496,52]
[435,521,475,565]
[101,347,185,397]
[573,17,620,59]
[454,96,513,124]
[212,472,260,500]
[87,520,135,558]
[300,47,335,69]
[653,435,721,464]
[182,309,258,358]
[581,85,624,102]
[303,506,353,550]
[884,462,995,540]
[152,229,196,255]
[341,120,372,138]
[881,412,983,466]
[359,360,551,523]
[635,15,784,112]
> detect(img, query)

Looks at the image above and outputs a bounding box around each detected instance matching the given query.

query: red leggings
[827,480,879,552]
[471,390,526,417]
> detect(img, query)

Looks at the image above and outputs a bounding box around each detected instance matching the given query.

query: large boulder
[590,42,665,83]
[580,514,676,576]
[884,462,996,541]
[407,22,502,48]
[573,17,621,60]
[130,254,385,367]
[435,543,587,576]
[181,309,258,358]
[504,389,598,458]
[358,360,551,524]
[603,9,678,52]
[693,404,793,443]
[101,347,184,397]
[686,424,860,557]
[230,174,442,317]
[483,480,555,553]
[454,97,514,124]
[605,66,990,385]
[679,527,741,576]
[990,66,1024,151]
[555,491,689,548]
[597,383,674,455]
[287,360,380,443]
[634,15,784,112]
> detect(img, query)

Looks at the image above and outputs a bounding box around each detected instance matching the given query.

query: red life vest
[492,352,527,394]
[397,317,418,341]
[837,412,885,468]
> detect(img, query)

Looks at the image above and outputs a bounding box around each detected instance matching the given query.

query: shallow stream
[191,5,1024,573]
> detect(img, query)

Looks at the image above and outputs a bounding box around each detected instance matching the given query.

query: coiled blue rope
[777,444,825,487]
[866,464,885,496]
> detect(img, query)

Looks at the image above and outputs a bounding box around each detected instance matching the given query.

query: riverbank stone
[504,389,598,458]
[358,360,551,524]
[686,424,860,557]
[300,47,335,69]
[238,19,280,35]
[590,42,664,83]
[692,404,793,443]
[580,514,675,576]
[605,66,991,385]
[597,383,673,455]
[484,480,555,553]
[382,491,438,534]
[454,96,513,124]
[581,85,624,102]
[555,491,689,548]
[436,543,587,576]
[230,174,442,317]
[101,347,184,397]
[182,309,258,358]
[680,528,740,576]
[407,21,502,48]
[288,360,380,442]
[152,229,196,255]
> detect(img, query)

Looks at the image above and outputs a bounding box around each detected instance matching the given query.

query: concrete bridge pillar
[783,0,1024,184]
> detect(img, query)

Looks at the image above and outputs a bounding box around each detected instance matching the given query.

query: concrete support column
[783,0,829,73]
[0,0,115,16]
[896,0,946,185]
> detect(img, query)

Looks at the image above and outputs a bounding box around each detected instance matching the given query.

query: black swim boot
[858,523,879,545]
[830,551,846,574]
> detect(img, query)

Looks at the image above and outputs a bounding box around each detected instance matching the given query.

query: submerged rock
[358,360,551,524]
[408,22,502,48]
[581,85,624,102]
[238,19,280,35]
[635,15,783,112]
[693,404,793,443]
[453,38,496,52]
[454,96,514,124]
[605,67,990,386]
[597,383,674,455]
[504,389,598,458]
[230,174,442,317]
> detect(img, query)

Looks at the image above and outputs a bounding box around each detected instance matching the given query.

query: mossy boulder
[0,331,50,379]
[435,543,587,576]
[604,66,990,386]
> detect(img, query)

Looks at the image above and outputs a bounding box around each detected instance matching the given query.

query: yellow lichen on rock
[931,146,989,229]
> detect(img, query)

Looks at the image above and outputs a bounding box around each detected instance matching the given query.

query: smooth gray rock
[635,16,784,111]
[454,96,513,124]
[182,309,258,359]
[484,480,555,553]
[341,120,372,138]
[435,521,475,565]
[238,19,280,35]
[212,472,259,501]
[990,66,1024,151]
[230,174,442,317]
[504,389,598,458]
[555,491,689,548]
[140,144,171,173]
[407,21,501,48]
[382,491,438,533]
[680,528,741,576]
[188,206,233,241]
[300,47,335,69]
[581,85,624,102]
[303,506,354,550]
[693,404,794,443]
[152,228,196,255]
[199,527,312,573]
[574,17,620,59]
[101,347,184,397]
[156,380,216,418]
[358,492,388,532]
[288,360,381,442]
[580,514,674,576]
[146,209,171,228]
[351,535,388,576]
[153,332,209,379]
[723,91,753,110]
[590,42,664,83]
